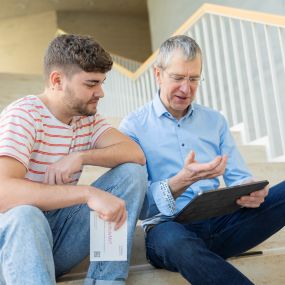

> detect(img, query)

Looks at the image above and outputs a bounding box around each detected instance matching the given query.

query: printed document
[90,211,127,261]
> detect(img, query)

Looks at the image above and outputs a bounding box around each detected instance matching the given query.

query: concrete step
[238,145,267,163]
[58,227,285,285]
[78,165,109,186]
[231,130,243,146]
[59,258,285,285]
[248,162,285,186]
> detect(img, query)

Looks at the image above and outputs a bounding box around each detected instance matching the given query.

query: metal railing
[100,4,285,160]
[111,54,141,72]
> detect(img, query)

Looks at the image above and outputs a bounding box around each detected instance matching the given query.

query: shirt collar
[153,90,195,119]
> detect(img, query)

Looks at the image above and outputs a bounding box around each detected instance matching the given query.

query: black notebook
[174,180,269,223]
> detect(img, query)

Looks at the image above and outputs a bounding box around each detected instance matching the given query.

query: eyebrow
[85,78,106,84]
[172,73,201,78]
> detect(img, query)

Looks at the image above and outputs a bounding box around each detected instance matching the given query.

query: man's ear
[154,66,162,86]
[50,70,63,91]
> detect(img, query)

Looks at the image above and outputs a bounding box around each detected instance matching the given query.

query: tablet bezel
[174,180,269,223]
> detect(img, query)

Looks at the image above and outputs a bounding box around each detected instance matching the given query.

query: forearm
[168,172,193,199]
[81,141,146,167]
[0,178,90,212]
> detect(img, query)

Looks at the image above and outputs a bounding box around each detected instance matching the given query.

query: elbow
[138,154,146,166]
[130,142,146,165]
[0,191,8,213]
[134,150,146,166]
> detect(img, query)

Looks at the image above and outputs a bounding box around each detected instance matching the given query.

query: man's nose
[93,85,105,98]
[179,79,191,93]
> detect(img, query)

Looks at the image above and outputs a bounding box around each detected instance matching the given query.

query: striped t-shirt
[0,95,112,184]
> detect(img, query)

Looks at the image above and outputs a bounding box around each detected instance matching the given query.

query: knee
[149,223,201,258]
[118,163,147,181]
[6,205,44,221]
[3,205,51,238]
[266,181,285,204]
[118,163,147,192]
[159,233,187,255]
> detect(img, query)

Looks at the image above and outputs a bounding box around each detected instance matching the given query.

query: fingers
[189,155,224,173]
[98,207,127,230]
[204,155,227,177]
[184,151,195,166]
[44,165,73,185]
[185,155,227,181]
[250,185,269,198]
[55,171,64,185]
[237,193,266,208]
[114,209,127,230]
[62,172,73,184]
[44,168,56,185]
[87,189,127,230]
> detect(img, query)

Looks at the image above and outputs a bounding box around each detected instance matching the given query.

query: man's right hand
[168,151,227,198]
[87,187,127,230]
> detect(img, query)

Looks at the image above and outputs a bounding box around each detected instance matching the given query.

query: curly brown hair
[44,34,113,80]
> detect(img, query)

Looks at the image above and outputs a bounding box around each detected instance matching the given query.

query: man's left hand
[236,185,270,208]
[44,152,83,185]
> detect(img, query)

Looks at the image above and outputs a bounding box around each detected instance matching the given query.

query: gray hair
[156,35,202,69]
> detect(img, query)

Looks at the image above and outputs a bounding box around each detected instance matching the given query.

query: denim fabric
[146,180,285,285]
[0,163,147,285]
[0,206,55,285]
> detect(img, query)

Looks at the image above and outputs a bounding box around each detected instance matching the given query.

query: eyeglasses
[162,69,204,86]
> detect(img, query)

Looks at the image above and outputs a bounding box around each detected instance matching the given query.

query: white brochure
[90,211,127,261]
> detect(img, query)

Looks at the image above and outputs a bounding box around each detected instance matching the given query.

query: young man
[0,34,147,285]
[120,35,285,285]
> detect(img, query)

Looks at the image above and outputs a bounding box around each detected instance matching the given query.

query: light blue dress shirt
[119,93,252,228]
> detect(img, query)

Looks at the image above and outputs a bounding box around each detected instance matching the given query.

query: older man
[120,35,285,285]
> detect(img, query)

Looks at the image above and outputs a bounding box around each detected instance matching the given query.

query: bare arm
[0,156,126,228]
[82,128,146,167]
[44,128,146,185]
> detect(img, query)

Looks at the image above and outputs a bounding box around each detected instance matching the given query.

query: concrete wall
[147,0,285,51]
[0,11,57,75]
[57,11,152,62]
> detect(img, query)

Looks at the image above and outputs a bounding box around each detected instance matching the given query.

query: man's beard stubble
[64,86,98,117]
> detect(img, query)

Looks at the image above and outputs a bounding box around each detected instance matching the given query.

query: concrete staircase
[0,77,284,284]
[57,119,285,285]
[0,73,43,109]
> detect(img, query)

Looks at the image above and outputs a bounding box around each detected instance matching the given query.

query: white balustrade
[99,4,285,160]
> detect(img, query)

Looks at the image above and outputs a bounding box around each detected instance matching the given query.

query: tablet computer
[174,180,269,223]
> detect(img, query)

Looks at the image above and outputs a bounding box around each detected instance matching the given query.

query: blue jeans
[0,163,147,285]
[146,180,285,285]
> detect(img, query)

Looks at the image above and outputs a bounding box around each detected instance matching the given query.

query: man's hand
[237,184,269,208]
[169,151,227,198]
[182,151,227,182]
[44,152,83,185]
[87,187,127,230]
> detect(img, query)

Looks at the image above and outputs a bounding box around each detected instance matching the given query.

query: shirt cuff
[159,179,176,215]
[149,179,176,216]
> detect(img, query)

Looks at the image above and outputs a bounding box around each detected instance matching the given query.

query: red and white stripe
[0,95,112,184]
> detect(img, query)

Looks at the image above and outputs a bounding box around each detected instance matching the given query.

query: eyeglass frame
[160,68,204,87]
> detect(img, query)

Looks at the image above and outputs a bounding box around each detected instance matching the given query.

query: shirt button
[182,143,185,147]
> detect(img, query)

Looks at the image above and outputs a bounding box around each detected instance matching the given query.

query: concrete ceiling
[0,0,148,19]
